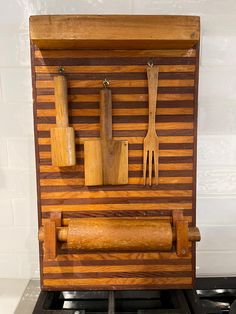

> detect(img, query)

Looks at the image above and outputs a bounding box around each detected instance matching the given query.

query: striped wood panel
[31,47,199,290]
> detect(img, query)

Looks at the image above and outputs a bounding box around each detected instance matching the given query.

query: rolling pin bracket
[40,212,62,260]
[172,210,190,257]
[39,211,200,260]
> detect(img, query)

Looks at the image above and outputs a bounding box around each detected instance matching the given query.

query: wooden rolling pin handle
[39,226,68,242]
[54,75,69,127]
[172,227,200,242]
[100,88,112,141]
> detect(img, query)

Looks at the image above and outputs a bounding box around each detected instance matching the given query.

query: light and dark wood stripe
[41,211,193,220]
[35,64,196,74]
[36,72,196,81]
[31,47,198,290]
[43,277,193,288]
[43,260,191,268]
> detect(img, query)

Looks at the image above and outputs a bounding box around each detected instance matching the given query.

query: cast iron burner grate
[33,278,236,314]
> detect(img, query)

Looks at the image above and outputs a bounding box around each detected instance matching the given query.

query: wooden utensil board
[30,15,200,291]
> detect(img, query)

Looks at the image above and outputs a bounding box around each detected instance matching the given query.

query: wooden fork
[143,65,159,186]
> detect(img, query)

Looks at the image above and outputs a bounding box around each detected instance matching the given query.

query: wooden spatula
[50,75,76,167]
[84,86,128,186]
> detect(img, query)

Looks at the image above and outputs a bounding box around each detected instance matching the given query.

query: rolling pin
[39,218,201,252]
[50,75,76,167]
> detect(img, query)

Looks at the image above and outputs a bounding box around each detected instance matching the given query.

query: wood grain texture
[50,76,76,166]
[30,15,200,49]
[43,277,193,289]
[84,140,103,186]
[31,41,199,290]
[43,264,192,273]
[143,65,159,185]
[39,220,199,251]
[84,88,128,186]
[176,220,190,257]
[35,65,195,74]
[66,219,173,251]
[44,221,56,260]
[34,49,197,59]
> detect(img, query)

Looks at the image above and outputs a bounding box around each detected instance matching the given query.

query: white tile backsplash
[132,0,236,16]
[201,35,236,66]
[198,102,236,135]
[0,0,31,31]
[198,167,236,196]
[0,74,2,102]
[197,251,236,276]
[7,138,35,169]
[199,66,236,103]
[0,32,30,67]
[0,0,235,279]
[197,198,236,225]
[0,227,38,253]
[0,102,34,138]
[36,0,132,14]
[0,255,21,278]
[198,135,236,166]
[0,169,36,199]
[12,197,37,227]
[0,199,13,226]
[201,14,236,36]
[0,139,8,167]
[19,253,40,279]
[1,68,32,103]
[197,226,236,251]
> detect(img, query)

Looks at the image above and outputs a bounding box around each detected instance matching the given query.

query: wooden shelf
[29,15,200,49]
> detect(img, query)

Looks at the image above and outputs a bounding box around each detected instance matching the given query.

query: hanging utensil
[84,80,128,186]
[50,71,76,167]
[143,64,159,185]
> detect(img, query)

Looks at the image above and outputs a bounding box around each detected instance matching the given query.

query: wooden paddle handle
[54,75,69,127]
[100,88,112,141]
[147,66,159,132]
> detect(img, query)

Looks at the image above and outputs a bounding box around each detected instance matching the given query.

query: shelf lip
[29,14,200,50]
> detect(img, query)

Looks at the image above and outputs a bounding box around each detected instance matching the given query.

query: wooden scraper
[84,86,128,186]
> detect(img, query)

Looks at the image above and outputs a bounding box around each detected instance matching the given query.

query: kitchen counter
[0,279,39,314]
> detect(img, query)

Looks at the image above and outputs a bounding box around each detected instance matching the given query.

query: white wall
[0,0,236,279]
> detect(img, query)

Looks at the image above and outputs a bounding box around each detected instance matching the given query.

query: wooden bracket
[172,209,184,226]
[176,220,189,257]
[50,212,62,227]
[43,212,61,260]
[172,210,190,257]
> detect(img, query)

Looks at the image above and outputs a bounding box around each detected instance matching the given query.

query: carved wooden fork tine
[143,65,159,186]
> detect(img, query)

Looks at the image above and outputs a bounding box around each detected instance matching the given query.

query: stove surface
[15,278,236,314]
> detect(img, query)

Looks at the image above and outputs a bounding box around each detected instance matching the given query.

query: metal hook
[103,78,110,88]
[58,66,65,74]
[147,61,154,68]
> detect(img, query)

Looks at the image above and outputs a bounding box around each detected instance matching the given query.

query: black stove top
[33,277,236,314]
